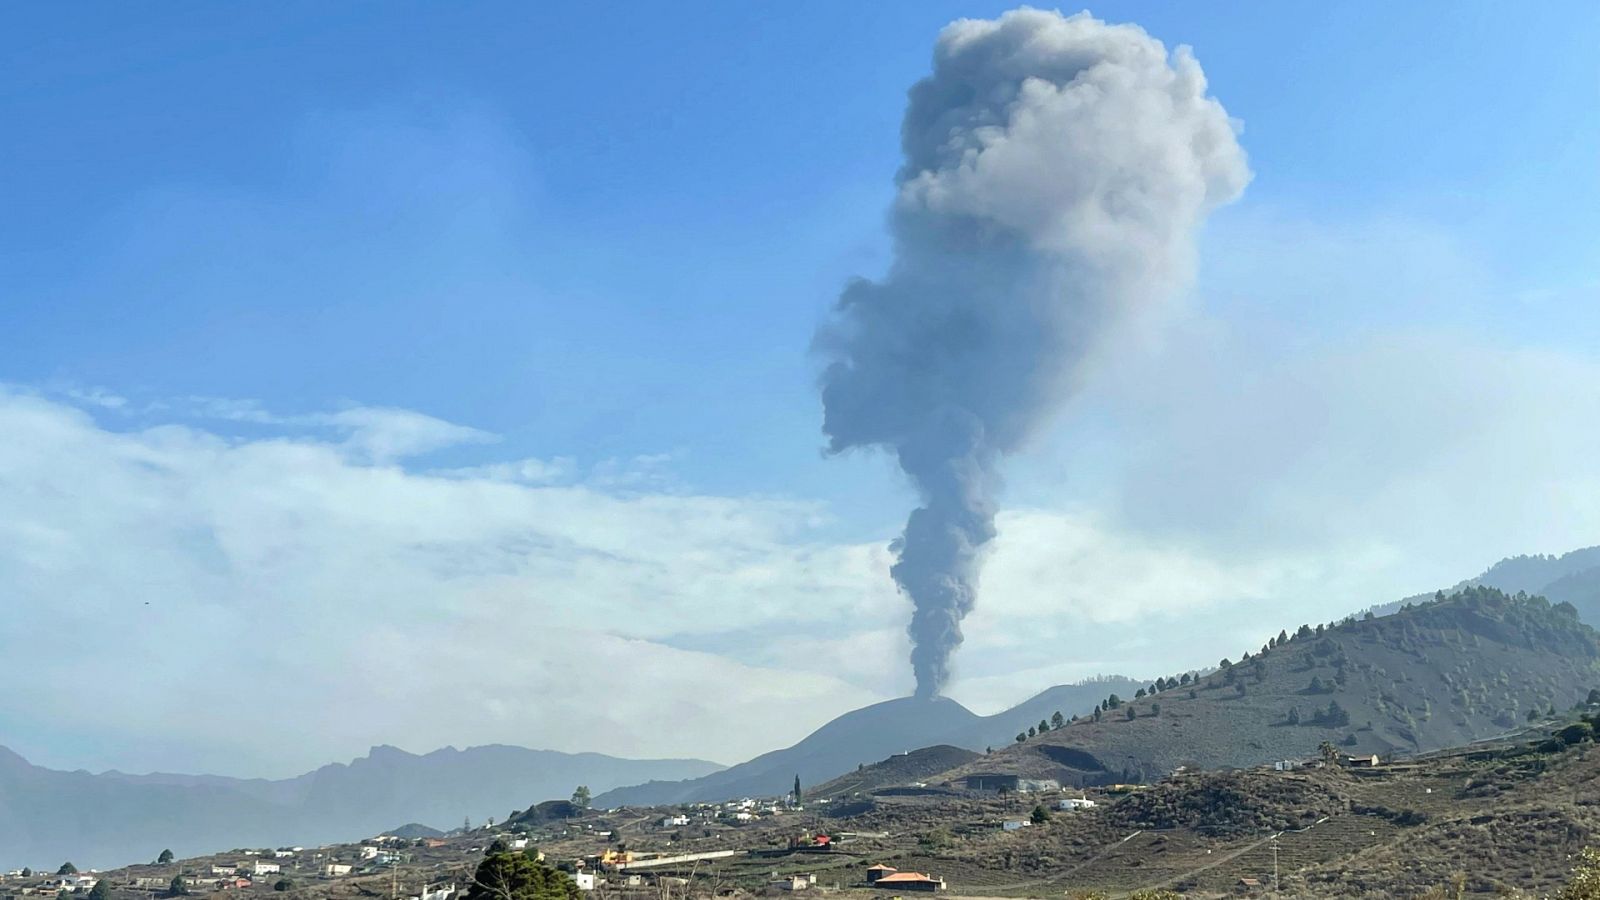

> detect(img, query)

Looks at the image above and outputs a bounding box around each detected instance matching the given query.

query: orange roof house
[872,872,945,892]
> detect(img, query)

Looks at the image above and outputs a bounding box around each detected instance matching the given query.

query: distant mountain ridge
[593,676,1141,808]
[0,743,720,871]
[1370,544,1600,624]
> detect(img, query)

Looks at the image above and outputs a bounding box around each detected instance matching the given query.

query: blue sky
[2,3,1599,776]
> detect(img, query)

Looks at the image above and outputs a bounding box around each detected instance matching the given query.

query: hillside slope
[809,745,981,800]
[593,677,1140,808]
[594,697,981,807]
[940,588,1600,786]
[0,744,720,870]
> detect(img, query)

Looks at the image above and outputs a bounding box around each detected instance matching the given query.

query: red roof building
[871,872,945,892]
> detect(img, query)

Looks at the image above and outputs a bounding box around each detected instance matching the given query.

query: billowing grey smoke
[816,9,1250,698]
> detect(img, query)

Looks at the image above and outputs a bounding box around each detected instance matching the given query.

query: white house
[274,850,296,858]
[509,838,529,851]
[660,815,689,828]
[733,812,753,822]
[211,866,237,877]
[574,873,598,892]
[56,876,99,893]
[1057,798,1096,811]
[324,864,354,877]
[253,862,281,876]
[1001,820,1030,832]
[420,883,457,900]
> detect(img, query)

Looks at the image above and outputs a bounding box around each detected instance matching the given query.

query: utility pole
[1271,834,1281,894]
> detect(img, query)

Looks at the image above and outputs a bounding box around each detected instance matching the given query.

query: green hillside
[941,587,1600,785]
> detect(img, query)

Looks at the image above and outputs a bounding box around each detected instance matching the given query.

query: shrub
[1559,722,1595,745]
[1558,847,1600,899]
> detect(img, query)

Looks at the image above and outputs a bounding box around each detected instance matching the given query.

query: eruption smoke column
[816,9,1250,698]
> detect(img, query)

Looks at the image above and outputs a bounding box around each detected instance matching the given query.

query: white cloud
[0,389,887,776]
[319,406,495,461]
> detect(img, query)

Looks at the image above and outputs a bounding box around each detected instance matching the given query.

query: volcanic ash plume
[816,9,1250,698]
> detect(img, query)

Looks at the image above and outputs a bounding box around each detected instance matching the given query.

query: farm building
[872,872,945,892]
[963,774,1060,793]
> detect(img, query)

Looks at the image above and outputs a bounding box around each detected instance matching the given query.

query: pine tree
[465,851,579,900]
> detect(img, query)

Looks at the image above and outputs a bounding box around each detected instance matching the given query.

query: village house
[418,882,457,900]
[659,815,690,828]
[573,872,598,892]
[323,864,353,877]
[210,866,237,877]
[1001,820,1030,831]
[52,876,98,894]
[770,874,816,891]
[1058,797,1096,811]
[252,862,281,876]
[872,872,945,892]
[963,774,1061,793]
